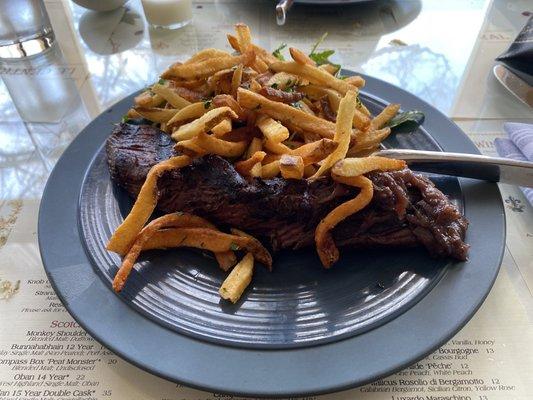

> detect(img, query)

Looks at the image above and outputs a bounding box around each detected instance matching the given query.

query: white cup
[141,0,193,29]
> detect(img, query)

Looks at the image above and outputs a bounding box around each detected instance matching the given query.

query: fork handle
[377,149,533,187]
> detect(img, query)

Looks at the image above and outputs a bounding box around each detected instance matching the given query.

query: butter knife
[493,64,533,108]
[376,149,533,187]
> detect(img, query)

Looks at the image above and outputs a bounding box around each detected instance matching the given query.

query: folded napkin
[494,122,533,205]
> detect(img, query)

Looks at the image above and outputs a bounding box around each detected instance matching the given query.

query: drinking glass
[0,0,55,59]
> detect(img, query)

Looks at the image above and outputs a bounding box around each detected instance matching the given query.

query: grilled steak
[107,123,469,260]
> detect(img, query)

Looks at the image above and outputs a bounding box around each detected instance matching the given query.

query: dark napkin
[496,16,533,86]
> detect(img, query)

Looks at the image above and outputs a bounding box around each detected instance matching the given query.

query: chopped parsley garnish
[271,83,279,89]
[272,43,287,61]
[203,99,212,109]
[158,78,166,85]
[230,242,240,251]
[121,115,129,123]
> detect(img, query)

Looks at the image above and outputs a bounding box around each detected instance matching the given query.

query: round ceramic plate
[38,71,505,397]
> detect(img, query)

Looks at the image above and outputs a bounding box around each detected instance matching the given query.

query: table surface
[1,0,532,399]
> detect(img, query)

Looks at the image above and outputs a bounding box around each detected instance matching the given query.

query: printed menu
[1,199,532,400]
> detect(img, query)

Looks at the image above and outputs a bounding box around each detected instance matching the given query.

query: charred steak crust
[106,123,469,260]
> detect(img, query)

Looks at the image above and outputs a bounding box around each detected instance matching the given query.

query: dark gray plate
[38,72,505,396]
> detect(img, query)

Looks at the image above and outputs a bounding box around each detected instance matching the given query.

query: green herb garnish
[272,43,287,61]
[386,110,425,133]
[308,32,341,72]
[121,115,129,123]
[230,242,240,251]
[158,78,166,85]
[271,83,279,89]
[203,99,212,109]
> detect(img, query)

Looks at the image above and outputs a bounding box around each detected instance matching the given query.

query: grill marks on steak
[106,123,469,260]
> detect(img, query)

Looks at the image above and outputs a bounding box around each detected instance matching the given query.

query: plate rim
[38,71,505,397]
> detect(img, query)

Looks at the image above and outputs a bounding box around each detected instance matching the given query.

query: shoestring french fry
[315,175,373,268]
[371,103,400,129]
[134,107,179,123]
[280,154,304,179]
[107,156,191,256]
[151,84,192,109]
[289,47,316,66]
[237,88,336,139]
[270,61,360,94]
[172,107,238,141]
[311,90,357,178]
[196,131,248,157]
[219,253,254,303]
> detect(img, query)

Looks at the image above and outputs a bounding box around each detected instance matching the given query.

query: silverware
[493,65,533,108]
[276,0,294,25]
[376,149,533,187]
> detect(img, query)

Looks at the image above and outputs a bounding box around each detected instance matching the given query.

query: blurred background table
[1,1,532,399]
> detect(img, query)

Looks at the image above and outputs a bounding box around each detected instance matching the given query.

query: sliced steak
[106,123,469,260]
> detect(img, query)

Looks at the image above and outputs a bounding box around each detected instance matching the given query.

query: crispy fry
[279,154,304,179]
[212,95,248,121]
[371,103,400,129]
[238,88,336,138]
[332,156,406,177]
[266,72,304,89]
[185,48,232,64]
[167,102,209,127]
[353,127,391,150]
[219,253,254,303]
[250,162,262,177]
[261,160,280,178]
[315,175,373,268]
[214,251,238,271]
[133,107,178,123]
[318,63,339,75]
[289,47,316,66]
[296,100,316,116]
[196,131,248,157]
[249,78,262,92]
[256,115,289,143]
[172,107,238,141]
[245,137,263,158]
[291,138,338,165]
[299,84,370,130]
[151,84,191,109]
[107,156,191,256]
[140,213,237,271]
[311,90,357,178]
[235,151,266,176]
[135,91,165,108]
[174,138,206,157]
[343,75,366,88]
[227,33,278,65]
[114,226,271,292]
[164,51,253,80]
[263,138,292,155]
[147,227,273,268]
[126,108,142,119]
[231,64,243,97]
[270,61,358,95]
[235,23,252,52]
[211,118,232,137]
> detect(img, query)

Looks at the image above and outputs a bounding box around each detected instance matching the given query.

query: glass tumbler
[0,0,55,59]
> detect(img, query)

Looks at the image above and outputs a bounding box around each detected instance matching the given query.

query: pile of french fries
[108,24,407,303]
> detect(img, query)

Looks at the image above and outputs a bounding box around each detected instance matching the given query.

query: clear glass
[0,43,81,122]
[141,0,193,29]
[0,0,55,59]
